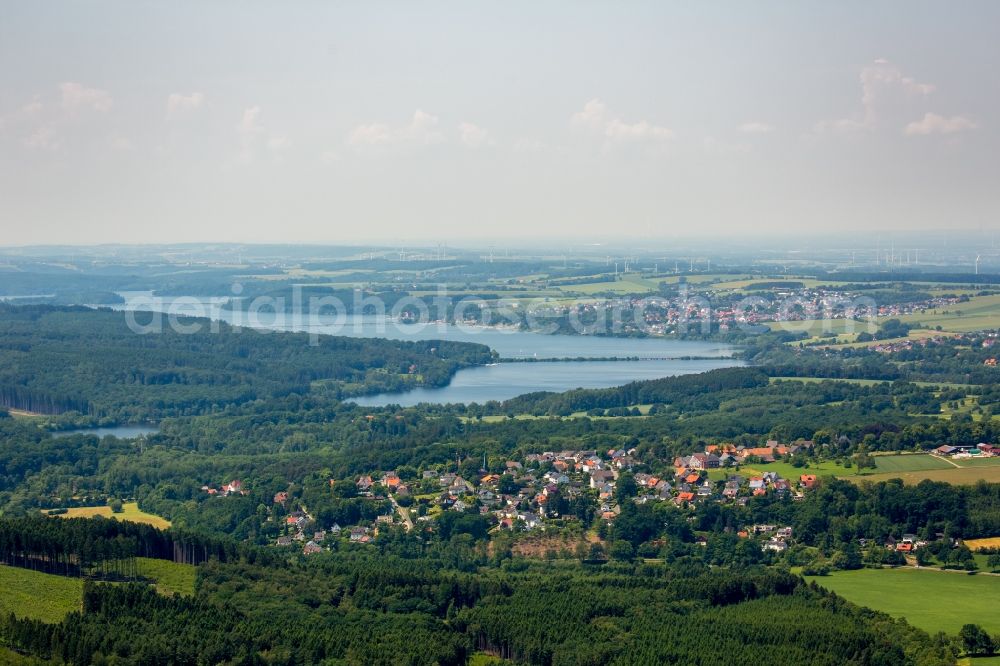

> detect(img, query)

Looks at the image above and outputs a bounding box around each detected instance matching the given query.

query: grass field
[823,329,958,350]
[558,276,659,295]
[0,647,54,665]
[703,454,999,485]
[849,466,1000,486]
[956,456,1000,467]
[770,376,974,390]
[0,558,194,627]
[765,317,877,337]
[849,456,1000,485]
[708,459,858,482]
[959,657,1000,666]
[135,557,196,596]
[51,502,171,529]
[0,564,83,623]
[873,454,955,473]
[468,654,513,666]
[965,537,1000,551]
[805,567,1000,636]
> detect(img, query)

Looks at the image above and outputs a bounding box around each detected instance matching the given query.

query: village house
[763,538,787,553]
[589,470,615,489]
[221,480,245,496]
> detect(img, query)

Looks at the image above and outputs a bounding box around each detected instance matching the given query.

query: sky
[1,2,998,246]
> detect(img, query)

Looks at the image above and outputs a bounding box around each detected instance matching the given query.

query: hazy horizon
[2,2,998,245]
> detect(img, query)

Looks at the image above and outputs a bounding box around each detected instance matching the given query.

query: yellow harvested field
[964,537,1000,551]
[50,502,171,529]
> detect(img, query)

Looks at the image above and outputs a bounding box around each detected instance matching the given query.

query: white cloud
[21,98,43,116]
[59,82,113,113]
[10,86,112,152]
[166,92,204,117]
[570,99,608,132]
[238,106,263,136]
[348,122,393,146]
[904,112,978,136]
[817,59,935,133]
[347,109,445,149]
[703,135,750,155]
[23,126,59,151]
[459,122,492,148]
[738,122,774,134]
[512,137,546,154]
[604,118,673,141]
[407,110,444,145]
[267,134,291,151]
[571,98,673,144]
[109,134,136,151]
[236,106,282,163]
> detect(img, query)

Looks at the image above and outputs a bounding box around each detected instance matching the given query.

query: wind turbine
[976,254,982,275]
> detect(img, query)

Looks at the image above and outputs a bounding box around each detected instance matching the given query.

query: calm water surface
[52,425,159,439]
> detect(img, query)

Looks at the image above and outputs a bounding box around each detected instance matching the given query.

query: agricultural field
[557,276,660,295]
[0,564,83,623]
[49,502,171,529]
[965,537,1000,552]
[805,567,1000,636]
[766,317,878,338]
[825,328,957,350]
[897,293,1000,333]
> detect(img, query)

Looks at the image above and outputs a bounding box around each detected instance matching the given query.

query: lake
[52,425,160,439]
[350,357,741,406]
[106,292,741,404]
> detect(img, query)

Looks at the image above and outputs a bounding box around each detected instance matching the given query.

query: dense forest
[0,517,957,665]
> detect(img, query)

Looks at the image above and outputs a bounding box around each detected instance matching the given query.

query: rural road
[389,495,414,531]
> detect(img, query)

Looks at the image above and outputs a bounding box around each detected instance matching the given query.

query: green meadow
[806,567,1000,636]
[0,564,83,623]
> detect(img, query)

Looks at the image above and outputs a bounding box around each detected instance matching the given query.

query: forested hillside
[0,303,997,664]
[0,517,956,666]
[0,304,494,420]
